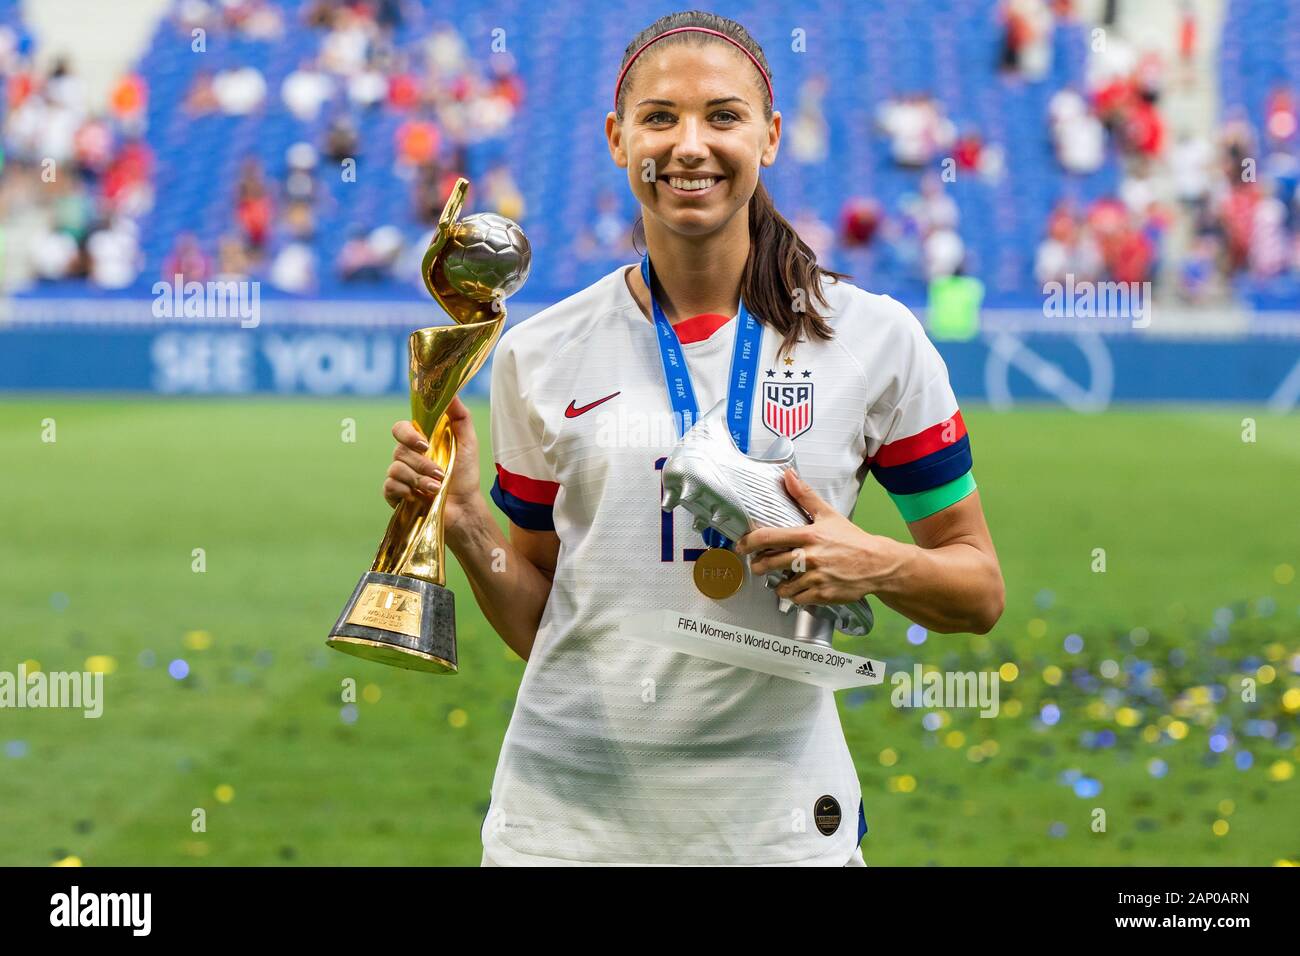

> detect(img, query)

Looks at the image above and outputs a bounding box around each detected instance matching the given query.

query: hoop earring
[632,216,645,257]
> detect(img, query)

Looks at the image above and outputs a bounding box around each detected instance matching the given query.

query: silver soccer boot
[659,399,874,638]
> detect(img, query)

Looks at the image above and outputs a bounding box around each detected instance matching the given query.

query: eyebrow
[635,96,747,108]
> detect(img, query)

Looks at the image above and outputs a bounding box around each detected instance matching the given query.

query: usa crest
[762,381,814,440]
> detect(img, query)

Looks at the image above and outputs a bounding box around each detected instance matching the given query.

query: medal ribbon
[642,254,763,549]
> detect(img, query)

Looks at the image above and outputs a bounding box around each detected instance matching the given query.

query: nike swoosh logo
[565,391,621,418]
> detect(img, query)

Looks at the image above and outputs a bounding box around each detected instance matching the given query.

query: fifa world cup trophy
[326,178,531,672]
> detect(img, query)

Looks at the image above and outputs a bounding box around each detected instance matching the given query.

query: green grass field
[1,398,1297,866]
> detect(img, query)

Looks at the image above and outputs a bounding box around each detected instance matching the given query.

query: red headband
[613,26,774,112]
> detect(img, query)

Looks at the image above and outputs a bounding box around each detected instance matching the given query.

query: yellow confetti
[448,708,469,729]
[999,662,1019,682]
[1167,720,1189,740]
[1116,707,1141,728]
[362,683,382,704]
[84,655,117,675]
[878,747,898,767]
[51,856,82,867]
[1274,564,1295,585]
[215,784,235,803]
[184,630,213,651]
[22,659,40,673]
[945,730,966,749]
[887,774,917,793]
[1217,799,1235,817]
[1002,699,1022,718]
[1268,760,1294,782]
[1212,819,1229,837]
[1282,688,1300,713]
[1027,618,1047,638]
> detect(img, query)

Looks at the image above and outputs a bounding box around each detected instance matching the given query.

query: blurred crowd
[580,0,1300,305]
[0,23,152,288]
[1034,26,1172,290]
[170,0,526,294]
[1177,95,1300,301]
[0,0,527,295]
[4,0,1300,304]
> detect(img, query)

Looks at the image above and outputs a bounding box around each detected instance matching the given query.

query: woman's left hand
[735,470,900,606]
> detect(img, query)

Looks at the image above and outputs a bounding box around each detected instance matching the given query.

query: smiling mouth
[661,175,724,197]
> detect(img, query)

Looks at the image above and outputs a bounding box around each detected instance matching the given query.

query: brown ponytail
[617,11,850,360]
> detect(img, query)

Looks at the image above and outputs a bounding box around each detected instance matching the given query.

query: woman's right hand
[383,396,483,527]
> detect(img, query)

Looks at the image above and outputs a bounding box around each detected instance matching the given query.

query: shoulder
[817,274,925,343]
[814,275,935,374]
[497,265,633,364]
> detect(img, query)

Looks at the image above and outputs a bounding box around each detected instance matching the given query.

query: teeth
[669,177,716,191]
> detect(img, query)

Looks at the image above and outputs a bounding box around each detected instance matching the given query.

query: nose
[672,114,709,163]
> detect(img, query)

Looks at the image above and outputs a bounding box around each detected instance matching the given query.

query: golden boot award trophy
[327,178,531,673]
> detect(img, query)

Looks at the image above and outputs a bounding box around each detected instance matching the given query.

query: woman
[383,11,1004,867]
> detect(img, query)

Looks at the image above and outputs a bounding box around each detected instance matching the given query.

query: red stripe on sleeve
[875,411,967,467]
[495,464,560,504]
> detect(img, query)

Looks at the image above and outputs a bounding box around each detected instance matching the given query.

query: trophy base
[327,571,457,674]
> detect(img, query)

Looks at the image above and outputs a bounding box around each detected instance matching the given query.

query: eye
[711,110,740,123]
[644,111,675,124]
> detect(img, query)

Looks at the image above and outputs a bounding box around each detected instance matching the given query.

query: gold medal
[693,547,745,599]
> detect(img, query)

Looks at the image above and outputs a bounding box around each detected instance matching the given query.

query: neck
[628,207,751,324]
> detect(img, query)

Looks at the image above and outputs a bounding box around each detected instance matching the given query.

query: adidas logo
[855,661,875,676]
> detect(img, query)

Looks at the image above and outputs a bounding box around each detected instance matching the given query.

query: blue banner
[1,322,1299,408]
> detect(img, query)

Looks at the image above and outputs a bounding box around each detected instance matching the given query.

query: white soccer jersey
[482,264,975,866]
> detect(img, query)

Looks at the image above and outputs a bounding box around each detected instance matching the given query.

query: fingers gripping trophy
[327,178,530,673]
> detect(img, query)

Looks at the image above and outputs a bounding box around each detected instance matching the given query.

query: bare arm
[444,501,559,661]
[871,491,1004,634]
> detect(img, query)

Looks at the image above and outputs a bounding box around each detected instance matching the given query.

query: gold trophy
[327,178,531,673]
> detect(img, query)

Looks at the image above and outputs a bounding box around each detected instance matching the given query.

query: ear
[606,112,628,169]
[761,111,781,167]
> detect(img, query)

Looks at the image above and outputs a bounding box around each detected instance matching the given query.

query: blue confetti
[1073,777,1102,799]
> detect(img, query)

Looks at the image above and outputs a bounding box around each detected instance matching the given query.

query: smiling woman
[382,9,1003,869]
[605,12,849,353]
